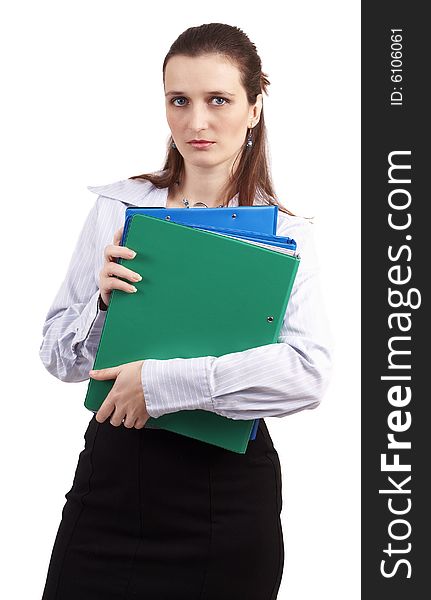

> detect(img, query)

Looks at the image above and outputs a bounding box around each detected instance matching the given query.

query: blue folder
[119,205,293,442]
[188,223,297,251]
[121,205,278,242]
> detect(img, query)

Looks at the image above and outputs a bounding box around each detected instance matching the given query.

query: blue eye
[211,97,228,105]
[170,96,229,107]
[171,97,187,107]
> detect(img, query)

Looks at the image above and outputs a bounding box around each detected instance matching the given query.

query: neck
[177,163,232,207]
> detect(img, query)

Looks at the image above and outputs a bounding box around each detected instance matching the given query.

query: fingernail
[130,286,137,292]
[133,273,142,281]
[128,250,136,258]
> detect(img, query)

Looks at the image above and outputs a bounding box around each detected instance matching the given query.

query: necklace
[173,181,224,208]
[181,198,224,208]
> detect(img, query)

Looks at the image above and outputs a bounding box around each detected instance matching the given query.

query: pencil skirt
[41,414,284,600]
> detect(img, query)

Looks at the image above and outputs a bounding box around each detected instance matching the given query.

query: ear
[248,93,263,128]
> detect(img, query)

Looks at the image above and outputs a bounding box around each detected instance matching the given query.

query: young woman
[40,23,332,600]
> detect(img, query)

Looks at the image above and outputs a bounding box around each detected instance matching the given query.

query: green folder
[84,214,300,453]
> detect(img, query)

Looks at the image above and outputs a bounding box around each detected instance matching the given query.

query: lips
[187,140,215,149]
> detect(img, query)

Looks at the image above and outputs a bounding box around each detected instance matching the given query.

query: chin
[187,155,222,168]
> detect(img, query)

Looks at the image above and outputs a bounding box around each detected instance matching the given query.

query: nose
[187,103,209,133]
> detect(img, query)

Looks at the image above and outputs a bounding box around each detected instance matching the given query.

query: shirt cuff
[141,356,215,418]
[73,290,108,349]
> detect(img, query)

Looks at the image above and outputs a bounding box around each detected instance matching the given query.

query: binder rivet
[231,213,237,219]
[267,316,274,322]
[165,216,171,221]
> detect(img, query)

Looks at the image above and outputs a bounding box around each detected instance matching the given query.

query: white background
[1,1,360,598]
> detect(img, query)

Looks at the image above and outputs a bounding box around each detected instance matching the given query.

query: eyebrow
[165,90,236,97]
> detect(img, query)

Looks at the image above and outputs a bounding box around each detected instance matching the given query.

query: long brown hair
[129,23,293,216]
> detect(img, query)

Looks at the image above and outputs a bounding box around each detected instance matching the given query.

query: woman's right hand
[98,226,142,308]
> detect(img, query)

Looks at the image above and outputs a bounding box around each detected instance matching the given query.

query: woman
[40,23,332,600]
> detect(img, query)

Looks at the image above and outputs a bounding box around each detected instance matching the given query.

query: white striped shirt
[39,177,333,420]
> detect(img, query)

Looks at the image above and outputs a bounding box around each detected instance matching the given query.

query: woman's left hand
[89,360,149,429]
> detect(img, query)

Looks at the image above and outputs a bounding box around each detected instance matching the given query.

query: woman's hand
[89,360,150,429]
[99,225,142,309]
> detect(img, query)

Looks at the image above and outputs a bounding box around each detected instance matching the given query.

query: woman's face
[164,53,262,172]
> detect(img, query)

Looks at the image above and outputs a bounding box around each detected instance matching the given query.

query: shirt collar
[87,176,241,207]
[87,177,168,207]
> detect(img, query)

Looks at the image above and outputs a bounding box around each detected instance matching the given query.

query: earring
[171,141,177,149]
[246,128,253,149]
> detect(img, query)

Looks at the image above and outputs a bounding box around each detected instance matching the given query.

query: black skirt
[41,414,284,600]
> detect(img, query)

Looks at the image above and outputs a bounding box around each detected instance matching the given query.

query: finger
[123,413,137,429]
[109,405,127,427]
[113,226,124,245]
[100,270,139,296]
[95,397,115,423]
[134,416,148,430]
[102,277,138,298]
[112,227,137,262]
[104,243,136,262]
[89,366,121,380]
[103,260,142,283]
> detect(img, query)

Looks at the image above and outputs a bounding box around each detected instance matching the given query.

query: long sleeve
[142,218,333,420]
[39,197,107,382]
